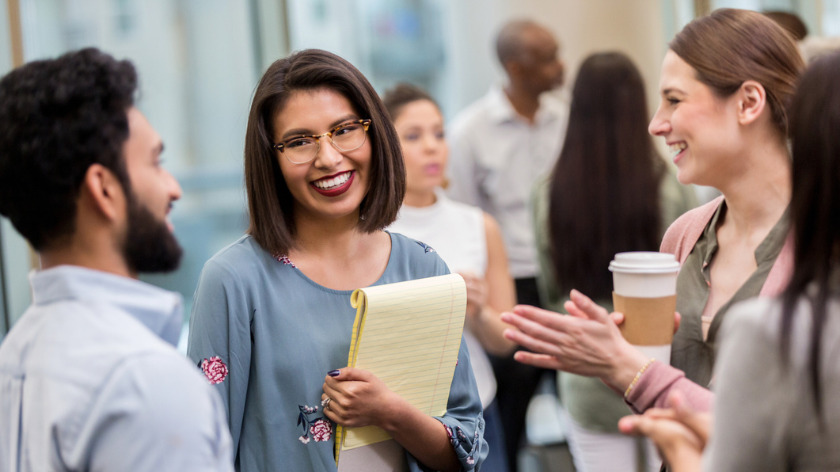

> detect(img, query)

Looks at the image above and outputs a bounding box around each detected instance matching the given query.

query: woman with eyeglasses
[187,49,486,472]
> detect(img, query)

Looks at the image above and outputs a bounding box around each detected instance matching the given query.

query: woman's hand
[618,391,710,472]
[460,272,488,321]
[500,289,649,392]
[321,368,401,429]
[321,367,460,471]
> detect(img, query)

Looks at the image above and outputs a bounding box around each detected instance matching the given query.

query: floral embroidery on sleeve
[199,356,228,384]
[415,241,436,254]
[446,422,481,468]
[297,404,332,444]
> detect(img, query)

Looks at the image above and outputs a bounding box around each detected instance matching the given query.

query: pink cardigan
[625,196,794,413]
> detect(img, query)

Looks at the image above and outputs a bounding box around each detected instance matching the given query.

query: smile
[669,142,687,160]
[311,171,354,196]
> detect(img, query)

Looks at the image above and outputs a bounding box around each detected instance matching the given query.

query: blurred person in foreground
[0,48,233,471]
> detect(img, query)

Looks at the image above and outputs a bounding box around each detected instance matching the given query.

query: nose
[313,136,343,168]
[648,104,670,137]
[423,133,442,153]
[166,169,182,201]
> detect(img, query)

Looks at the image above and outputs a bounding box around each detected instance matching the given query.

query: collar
[699,201,790,274]
[30,265,184,346]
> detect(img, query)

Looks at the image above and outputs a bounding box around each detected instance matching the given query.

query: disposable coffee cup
[609,252,680,364]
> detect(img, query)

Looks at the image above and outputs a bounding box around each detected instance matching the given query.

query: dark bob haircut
[244,49,406,256]
[0,47,136,250]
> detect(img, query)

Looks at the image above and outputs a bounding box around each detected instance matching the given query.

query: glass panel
[10,0,274,347]
[285,0,469,119]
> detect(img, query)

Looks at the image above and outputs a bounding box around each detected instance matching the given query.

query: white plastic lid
[608,251,680,274]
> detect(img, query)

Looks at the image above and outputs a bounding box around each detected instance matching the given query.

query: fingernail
[327,369,340,377]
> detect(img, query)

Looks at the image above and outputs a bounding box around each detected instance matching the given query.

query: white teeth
[669,142,687,157]
[313,171,351,189]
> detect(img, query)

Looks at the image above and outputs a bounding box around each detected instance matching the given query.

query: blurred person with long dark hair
[531,51,695,472]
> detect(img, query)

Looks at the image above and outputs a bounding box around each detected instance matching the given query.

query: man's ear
[737,80,767,126]
[81,164,125,221]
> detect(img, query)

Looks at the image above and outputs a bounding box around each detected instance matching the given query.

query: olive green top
[671,201,790,389]
[531,165,697,433]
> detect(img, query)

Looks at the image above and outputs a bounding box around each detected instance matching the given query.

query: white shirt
[447,85,568,278]
[0,266,233,471]
[389,191,497,407]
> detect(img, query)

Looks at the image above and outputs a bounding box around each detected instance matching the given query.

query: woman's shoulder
[436,192,484,222]
[200,234,274,280]
[722,297,781,340]
[387,231,449,277]
[660,196,724,259]
[726,293,840,354]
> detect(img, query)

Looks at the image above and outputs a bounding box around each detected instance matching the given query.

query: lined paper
[335,274,466,458]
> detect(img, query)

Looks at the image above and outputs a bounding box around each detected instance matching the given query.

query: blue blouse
[187,232,486,471]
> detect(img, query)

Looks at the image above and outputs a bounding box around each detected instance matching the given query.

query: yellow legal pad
[334,274,467,465]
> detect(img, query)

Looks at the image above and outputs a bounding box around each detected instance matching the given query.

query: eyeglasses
[273,119,372,164]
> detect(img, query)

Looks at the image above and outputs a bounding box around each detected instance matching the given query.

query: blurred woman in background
[384,83,516,472]
[530,51,696,472]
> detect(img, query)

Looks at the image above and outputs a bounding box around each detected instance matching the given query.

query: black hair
[0,47,137,250]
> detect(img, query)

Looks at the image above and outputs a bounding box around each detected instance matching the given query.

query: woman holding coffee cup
[620,50,840,472]
[502,8,803,416]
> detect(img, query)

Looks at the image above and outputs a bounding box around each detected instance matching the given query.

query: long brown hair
[548,52,663,299]
[781,52,840,418]
[244,49,405,256]
[670,8,804,137]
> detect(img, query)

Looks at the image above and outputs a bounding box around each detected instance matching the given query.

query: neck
[403,188,437,208]
[39,238,134,279]
[717,137,791,234]
[291,211,365,258]
[503,84,540,123]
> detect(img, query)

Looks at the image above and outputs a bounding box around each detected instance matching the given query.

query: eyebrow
[280,114,360,140]
[661,88,685,96]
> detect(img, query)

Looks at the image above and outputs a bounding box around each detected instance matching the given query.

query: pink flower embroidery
[275,255,296,268]
[298,435,311,444]
[310,419,332,442]
[201,356,229,384]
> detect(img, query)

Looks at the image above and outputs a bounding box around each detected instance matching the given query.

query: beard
[122,194,183,273]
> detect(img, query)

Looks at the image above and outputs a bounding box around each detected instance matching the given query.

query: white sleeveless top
[389,189,496,407]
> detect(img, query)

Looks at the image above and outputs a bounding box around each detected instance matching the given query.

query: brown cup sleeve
[613,292,676,346]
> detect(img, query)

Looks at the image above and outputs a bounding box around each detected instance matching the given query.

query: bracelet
[624,358,656,398]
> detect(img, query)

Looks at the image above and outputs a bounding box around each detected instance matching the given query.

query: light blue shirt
[0,266,233,471]
[188,233,487,471]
